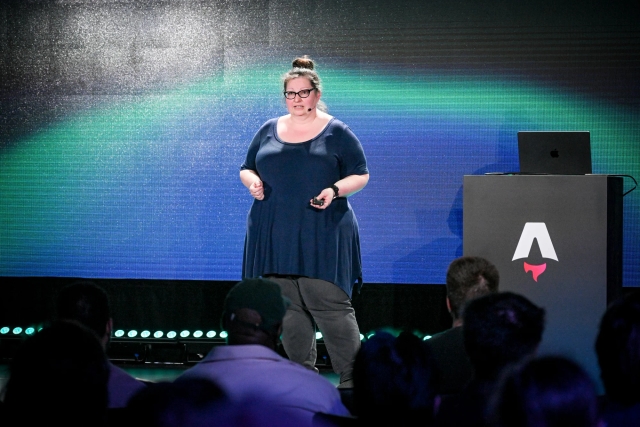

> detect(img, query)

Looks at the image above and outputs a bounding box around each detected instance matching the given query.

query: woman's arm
[240,169,260,189]
[310,173,370,209]
[240,169,264,200]
[334,173,370,198]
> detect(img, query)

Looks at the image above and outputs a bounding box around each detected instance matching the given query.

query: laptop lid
[518,131,592,175]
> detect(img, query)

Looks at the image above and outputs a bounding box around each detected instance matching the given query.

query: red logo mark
[524,262,547,282]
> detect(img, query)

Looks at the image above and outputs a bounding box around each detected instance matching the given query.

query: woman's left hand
[310,188,335,210]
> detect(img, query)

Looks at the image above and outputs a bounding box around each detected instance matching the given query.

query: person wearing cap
[173,278,351,424]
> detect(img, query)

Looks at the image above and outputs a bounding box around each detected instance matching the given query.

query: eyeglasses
[283,88,316,99]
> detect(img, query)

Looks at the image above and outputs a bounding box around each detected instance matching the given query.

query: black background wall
[0,277,451,338]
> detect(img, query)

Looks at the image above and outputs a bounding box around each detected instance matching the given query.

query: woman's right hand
[250,180,264,200]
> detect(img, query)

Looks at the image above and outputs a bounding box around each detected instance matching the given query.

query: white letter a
[512,222,558,261]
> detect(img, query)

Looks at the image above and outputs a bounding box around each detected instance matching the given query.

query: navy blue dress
[241,117,368,298]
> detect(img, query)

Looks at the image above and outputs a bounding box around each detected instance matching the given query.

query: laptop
[518,131,592,175]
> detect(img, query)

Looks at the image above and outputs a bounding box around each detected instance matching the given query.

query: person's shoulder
[281,363,339,390]
[271,355,335,383]
[107,362,147,407]
[259,117,279,129]
[108,361,146,385]
[326,116,347,130]
[324,117,362,143]
[424,327,465,358]
[425,327,462,345]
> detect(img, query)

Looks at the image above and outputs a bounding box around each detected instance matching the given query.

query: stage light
[180,330,190,338]
[114,329,125,337]
[219,331,228,339]
[167,331,177,339]
[0,327,9,335]
[366,332,375,339]
[12,327,22,335]
[206,330,216,338]
[128,330,138,338]
[154,331,164,338]
[25,327,35,335]
[193,330,203,338]
[141,330,151,338]
[423,335,432,341]
[315,331,323,340]
[359,333,365,341]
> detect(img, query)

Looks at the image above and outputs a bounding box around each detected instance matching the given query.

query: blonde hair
[282,56,328,112]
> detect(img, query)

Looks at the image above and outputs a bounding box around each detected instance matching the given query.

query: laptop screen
[517,131,592,175]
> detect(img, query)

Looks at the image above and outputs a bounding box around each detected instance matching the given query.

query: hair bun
[292,56,314,70]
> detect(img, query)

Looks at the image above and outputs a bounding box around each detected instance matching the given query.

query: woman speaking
[239,56,369,388]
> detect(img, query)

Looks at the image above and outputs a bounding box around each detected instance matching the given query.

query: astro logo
[512,223,558,282]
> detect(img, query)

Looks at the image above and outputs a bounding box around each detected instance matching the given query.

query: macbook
[518,131,592,175]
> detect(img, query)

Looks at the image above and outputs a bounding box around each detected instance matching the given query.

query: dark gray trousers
[265,275,361,385]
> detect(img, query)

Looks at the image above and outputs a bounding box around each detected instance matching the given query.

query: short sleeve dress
[241,117,369,298]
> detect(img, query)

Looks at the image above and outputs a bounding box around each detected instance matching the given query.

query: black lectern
[463,174,623,392]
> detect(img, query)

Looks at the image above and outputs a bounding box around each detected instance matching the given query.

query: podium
[463,174,623,392]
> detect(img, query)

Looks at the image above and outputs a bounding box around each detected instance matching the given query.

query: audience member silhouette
[489,355,603,427]
[55,280,147,408]
[351,330,439,426]
[126,377,225,427]
[174,278,350,426]
[425,256,499,395]
[595,290,640,427]
[1,320,110,427]
[436,291,546,427]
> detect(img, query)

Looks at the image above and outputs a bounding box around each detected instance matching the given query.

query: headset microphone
[308,108,312,111]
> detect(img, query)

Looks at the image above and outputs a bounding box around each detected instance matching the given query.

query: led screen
[1,1,638,286]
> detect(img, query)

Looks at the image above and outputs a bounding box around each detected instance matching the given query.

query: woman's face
[284,76,321,116]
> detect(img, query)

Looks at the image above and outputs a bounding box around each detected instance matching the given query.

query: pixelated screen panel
[0,1,638,285]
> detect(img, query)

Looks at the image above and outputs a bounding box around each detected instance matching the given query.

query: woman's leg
[297,277,361,387]
[265,275,318,372]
